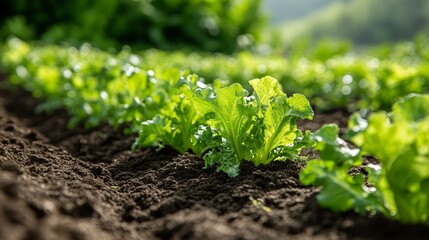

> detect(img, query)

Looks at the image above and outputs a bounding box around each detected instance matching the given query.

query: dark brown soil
[1,79,428,240]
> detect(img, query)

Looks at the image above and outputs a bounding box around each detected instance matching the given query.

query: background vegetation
[0,0,266,53]
[2,0,428,53]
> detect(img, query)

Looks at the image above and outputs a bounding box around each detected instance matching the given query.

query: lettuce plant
[194,76,314,177]
[300,93,429,225]
[132,74,206,154]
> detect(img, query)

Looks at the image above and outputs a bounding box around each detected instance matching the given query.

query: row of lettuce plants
[3,38,429,113]
[1,38,313,177]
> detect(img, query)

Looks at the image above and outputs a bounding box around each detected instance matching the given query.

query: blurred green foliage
[0,0,266,53]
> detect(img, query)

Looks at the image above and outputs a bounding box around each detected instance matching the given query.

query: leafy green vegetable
[132,74,206,154]
[194,76,313,177]
[300,94,429,225]
[300,124,385,214]
[355,94,429,224]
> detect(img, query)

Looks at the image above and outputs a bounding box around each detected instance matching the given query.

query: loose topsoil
[1,78,428,240]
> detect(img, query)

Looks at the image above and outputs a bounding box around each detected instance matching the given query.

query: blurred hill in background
[263,0,332,24]
[265,0,429,45]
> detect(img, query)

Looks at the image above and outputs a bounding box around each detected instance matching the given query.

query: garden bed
[1,79,428,240]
